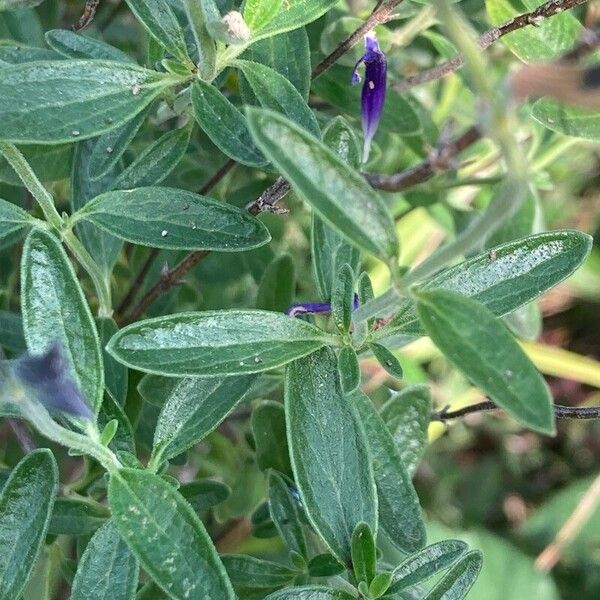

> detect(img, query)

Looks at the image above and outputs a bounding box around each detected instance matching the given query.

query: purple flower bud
[286,295,360,317]
[352,32,387,163]
[12,343,93,419]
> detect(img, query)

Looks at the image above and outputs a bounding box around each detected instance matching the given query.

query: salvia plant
[0,0,598,599]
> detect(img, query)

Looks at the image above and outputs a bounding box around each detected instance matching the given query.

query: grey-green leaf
[382,230,593,339]
[286,348,377,564]
[351,522,377,585]
[107,310,334,377]
[192,80,267,166]
[252,401,293,477]
[236,59,319,136]
[247,107,398,260]
[48,497,109,536]
[388,540,469,594]
[0,197,34,245]
[416,289,554,434]
[222,554,296,589]
[124,0,190,63]
[338,345,360,394]
[0,449,58,600]
[0,60,178,144]
[369,342,403,380]
[331,263,354,336]
[179,479,231,512]
[45,29,135,63]
[112,126,191,190]
[152,374,257,462]
[70,520,139,600]
[422,550,483,600]
[265,587,356,600]
[256,253,296,313]
[109,469,234,600]
[532,100,600,141]
[73,186,271,251]
[21,229,104,414]
[351,389,426,553]
[381,385,432,476]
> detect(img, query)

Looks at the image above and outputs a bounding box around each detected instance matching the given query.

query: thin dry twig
[395,0,590,93]
[73,0,101,31]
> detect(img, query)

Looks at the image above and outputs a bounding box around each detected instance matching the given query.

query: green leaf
[265,587,355,600]
[380,385,432,476]
[98,318,129,406]
[369,572,392,598]
[331,263,355,336]
[98,394,136,455]
[45,29,135,62]
[124,0,190,63]
[70,520,138,600]
[152,374,257,461]
[250,0,338,42]
[369,342,403,380]
[112,126,191,189]
[0,60,178,144]
[71,138,123,275]
[241,28,310,100]
[322,116,360,168]
[286,348,377,564]
[0,449,58,600]
[256,253,296,313]
[351,522,377,585]
[416,289,554,434]
[532,100,600,141]
[73,186,271,251]
[88,110,149,181]
[422,550,483,600]
[382,230,593,338]
[388,540,469,594]
[268,471,307,558]
[247,108,398,260]
[0,144,73,186]
[21,229,104,414]
[338,345,360,394]
[0,197,34,245]
[307,554,344,577]
[252,401,293,477]
[192,80,267,166]
[183,0,216,81]
[486,0,580,62]
[179,479,231,512]
[109,468,234,600]
[350,389,426,553]
[48,497,109,536]
[221,555,296,589]
[235,59,319,137]
[0,310,25,353]
[243,0,283,31]
[0,43,60,64]
[107,309,334,377]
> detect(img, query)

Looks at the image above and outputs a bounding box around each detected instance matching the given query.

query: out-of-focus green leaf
[532,100,600,141]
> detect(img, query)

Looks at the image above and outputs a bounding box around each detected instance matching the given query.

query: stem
[0,142,63,230]
[62,230,113,318]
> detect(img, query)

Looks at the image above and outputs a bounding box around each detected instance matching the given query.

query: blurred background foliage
[0,0,598,598]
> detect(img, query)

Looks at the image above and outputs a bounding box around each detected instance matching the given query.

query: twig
[432,401,600,422]
[535,474,600,571]
[73,0,101,31]
[395,0,590,93]
[312,0,405,79]
[365,125,482,191]
[198,159,237,195]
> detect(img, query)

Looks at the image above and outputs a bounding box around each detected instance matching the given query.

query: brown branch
[432,401,600,422]
[73,0,101,31]
[395,0,590,93]
[312,0,404,79]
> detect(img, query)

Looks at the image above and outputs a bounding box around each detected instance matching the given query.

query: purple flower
[352,32,387,163]
[12,343,93,419]
[286,295,360,317]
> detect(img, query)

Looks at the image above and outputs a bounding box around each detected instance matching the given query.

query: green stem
[62,230,113,318]
[0,142,63,230]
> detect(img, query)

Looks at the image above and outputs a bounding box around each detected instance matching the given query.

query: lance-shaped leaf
[70,520,138,600]
[286,348,377,564]
[109,468,235,599]
[0,60,180,144]
[48,497,109,536]
[180,480,230,512]
[247,108,397,260]
[107,310,334,377]
[192,80,267,166]
[221,555,296,590]
[265,587,356,600]
[0,449,58,600]
[0,198,35,247]
[381,230,593,339]
[152,374,257,462]
[124,0,190,63]
[422,550,483,600]
[532,100,600,141]
[243,0,283,31]
[351,389,426,553]
[72,186,271,251]
[45,29,135,63]
[253,401,293,477]
[416,289,555,435]
[21,229,104,415]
